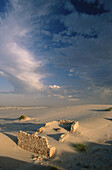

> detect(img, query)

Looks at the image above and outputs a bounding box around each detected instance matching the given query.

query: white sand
[0,105,112,169]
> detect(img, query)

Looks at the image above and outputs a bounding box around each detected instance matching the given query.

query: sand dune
[0,105,112,169]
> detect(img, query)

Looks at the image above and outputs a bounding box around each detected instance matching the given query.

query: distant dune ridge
[0,105,112,169]
[0,106,46,110]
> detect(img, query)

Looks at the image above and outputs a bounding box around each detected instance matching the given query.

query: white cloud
[0,42,44,92]
[0,1,46,93]
[67,98,79,101]
[49,85,61,89]
[68,73,73,77]
[66,95,79,101]
[53,94,79,101]
[69,68,74,73]
[53,94,65,99]
[0,0,111,104]
[68,68,74,76]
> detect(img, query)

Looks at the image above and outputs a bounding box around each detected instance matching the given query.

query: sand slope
[0,105,112,169]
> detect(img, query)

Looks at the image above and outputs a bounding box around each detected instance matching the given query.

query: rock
[17,119,79,157]
[70,122,79,132]
[33,155,43,163]
[37,127,44,133]
[17,131,56,158]
[59,120,79,133]
[48,146,57,158]
[59,133,69,142]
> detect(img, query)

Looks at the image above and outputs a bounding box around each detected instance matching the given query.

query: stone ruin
[59,133,69,142]
[17,120,79,157]
[59,120,79,133]
[36,120,79,134]
[17,131,56,158]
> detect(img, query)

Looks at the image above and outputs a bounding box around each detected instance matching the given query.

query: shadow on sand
[58,141,112,170]
[0,156,57,170]
[47,133,64,141]
[0,156,28,170]
[0,136,112,169]
[3,132,18,143]
[106,140,112,144]
[90,109,107,112]
[105,118,112,121]
[0,118,17,121]
[0,122,45,145]
[0,122,45,133]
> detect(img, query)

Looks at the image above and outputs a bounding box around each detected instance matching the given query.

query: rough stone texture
[59,120,74,124]
[17,120,79,157]
[17,131,56,158]
[70,122,79,132]
[59,133,69,142]
[59,120,79,132]
[37,126,44,133]
[36,120,79,134]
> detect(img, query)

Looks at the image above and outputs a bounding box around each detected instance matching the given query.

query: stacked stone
[17,120,79,156]
[17,131,56,158]
[59,120,79,132]
[59,120,74,124]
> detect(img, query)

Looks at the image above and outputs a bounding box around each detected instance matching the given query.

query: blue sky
[0,0,112,106]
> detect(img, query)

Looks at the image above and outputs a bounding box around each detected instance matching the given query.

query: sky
[0,0,112,106]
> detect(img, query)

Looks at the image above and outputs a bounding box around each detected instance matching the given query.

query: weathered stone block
[59,133,69,142]
[70,122,79,132]
[17,131,56,158]
[59,120,79,132]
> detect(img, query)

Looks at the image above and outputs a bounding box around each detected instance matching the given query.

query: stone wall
[59,120,79,132]
[17,131,56,158]
[17,120,79,157]
[36,120,79,134]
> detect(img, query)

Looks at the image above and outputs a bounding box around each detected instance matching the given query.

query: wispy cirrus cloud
[0,0,46,93]
[51,1,112,93]
[0,0,112,105]
[0,42,44,93]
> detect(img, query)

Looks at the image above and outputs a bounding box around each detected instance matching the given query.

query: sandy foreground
[0,104,112,170]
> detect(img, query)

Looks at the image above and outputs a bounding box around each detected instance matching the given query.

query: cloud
[49,85,61,89]
[0,0,46,93]
[48,85,79,101]
[53,94,65,99]
[67,98,79,101]
[48,1,112,97]
[51,1,111,65]
[53,94,79,101]
[0,0,112,104]
[84,86,112,104]
[0,42,44,93]
[69,68,74,73]
[70,0,109,15]
[68,68,74,76]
